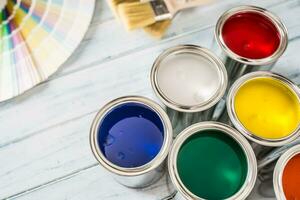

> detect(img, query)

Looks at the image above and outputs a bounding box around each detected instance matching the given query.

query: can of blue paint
[90,96,173,188]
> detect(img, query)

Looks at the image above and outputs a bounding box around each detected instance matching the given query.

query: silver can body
[112,161,165,188]
[168,122,257,200]
[214,5,288,84]
[165,105,217,136]
[151,45,228,135]
[90,96,173,188]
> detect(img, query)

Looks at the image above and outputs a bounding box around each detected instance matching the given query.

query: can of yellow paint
[226,71,300,147]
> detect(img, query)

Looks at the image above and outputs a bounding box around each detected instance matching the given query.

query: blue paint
[98,102,164,168]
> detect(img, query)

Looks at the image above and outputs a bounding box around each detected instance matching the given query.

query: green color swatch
[177,130,248,199]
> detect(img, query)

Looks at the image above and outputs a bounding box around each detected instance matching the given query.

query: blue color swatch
[98,102,164,168]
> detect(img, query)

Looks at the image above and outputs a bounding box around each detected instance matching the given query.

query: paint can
[273,144,300,199]
[257,144,300,199]
[168,122,257,200]
[214,5,288,84]
[227,71,300,148]
[150,45,227,135]
[90,96,172,188]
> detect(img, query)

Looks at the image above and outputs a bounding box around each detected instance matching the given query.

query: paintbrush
[107,0,172,38]
[144,20,171,38]
[107,0,138,19]
[118,0,212,30]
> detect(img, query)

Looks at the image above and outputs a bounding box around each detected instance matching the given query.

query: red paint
[282,153,300,200]
[221,11,280,59]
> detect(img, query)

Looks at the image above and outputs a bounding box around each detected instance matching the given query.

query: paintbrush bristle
[107,0,138,19]
[144,20,171,38]
[118,2,156,30]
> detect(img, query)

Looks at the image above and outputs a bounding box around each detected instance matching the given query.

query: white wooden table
[1,0,300,199]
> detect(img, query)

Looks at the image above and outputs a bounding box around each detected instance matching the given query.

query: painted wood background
[1,0,300,199]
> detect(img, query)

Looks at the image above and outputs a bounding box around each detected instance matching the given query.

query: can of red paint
[214,5,288,84]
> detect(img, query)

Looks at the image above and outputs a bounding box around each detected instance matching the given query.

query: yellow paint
[234,77,300,139]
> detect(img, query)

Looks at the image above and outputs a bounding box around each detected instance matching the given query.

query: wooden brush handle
[166,0,213,15]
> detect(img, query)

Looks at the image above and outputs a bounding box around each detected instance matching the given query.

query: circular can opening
[176,129,248,199]
[151,45,227,113]
[228,72,300,146]
[169,122,257,200]
[98,102,164,168]
[222,11,280,59]
[215,6,288,65]
[90,96,172,177]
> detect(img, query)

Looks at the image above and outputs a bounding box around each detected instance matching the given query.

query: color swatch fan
[0,0,95,102]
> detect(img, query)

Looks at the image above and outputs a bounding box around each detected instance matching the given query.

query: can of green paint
[168,122,257,200]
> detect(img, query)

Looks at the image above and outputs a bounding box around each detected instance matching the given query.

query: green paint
[177,130,248,199]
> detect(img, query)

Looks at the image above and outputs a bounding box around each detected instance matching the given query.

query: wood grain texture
[1,0,300,199]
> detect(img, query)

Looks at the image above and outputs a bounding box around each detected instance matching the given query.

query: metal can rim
[90,96,173,176]
[215,5,288,66]
[150,44,228,113]
[168,122,257,200]
[227,71,300,146]
[273,144,300,200]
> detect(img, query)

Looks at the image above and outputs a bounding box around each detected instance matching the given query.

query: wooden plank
[0,114,96,199]
[13,171,275,200]
[13,168,175,200]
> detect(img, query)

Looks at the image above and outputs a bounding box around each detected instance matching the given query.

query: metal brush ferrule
[150,1,172,21]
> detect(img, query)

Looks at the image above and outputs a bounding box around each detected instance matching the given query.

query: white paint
[157,52,222,107]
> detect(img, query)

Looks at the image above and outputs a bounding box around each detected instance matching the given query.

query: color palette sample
[222,11,280,59]
[176,130,248,199]
[0,0,95,102]
[156,51,222,107]
[234,77,300,139]
[282,153,300,200]
[98,102,164,168]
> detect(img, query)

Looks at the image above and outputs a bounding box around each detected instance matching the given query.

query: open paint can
[168,122,257,200]
[273,144,300,200]
[214,5,288,84]
[90,96,172,188]
[151,45,227,134]
[227,71,300,147]
[258,144,300,199]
